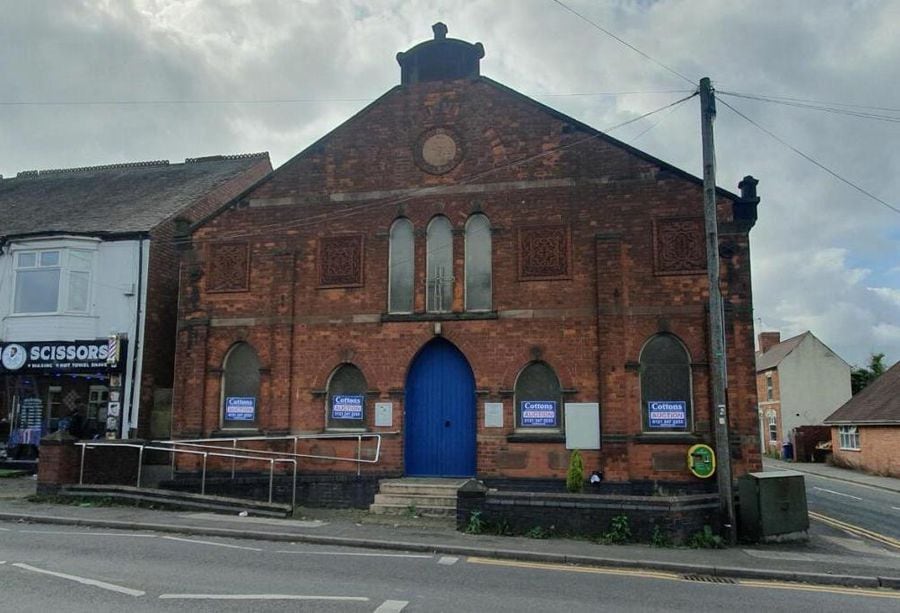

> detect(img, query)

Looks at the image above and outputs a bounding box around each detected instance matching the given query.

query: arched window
[639,334,692,432]
[514,361,562,430]
[326,364,367,429]
[426,216,453,312]
[465,214,492,311]
[388,218,414,313]
[221,342,261,429]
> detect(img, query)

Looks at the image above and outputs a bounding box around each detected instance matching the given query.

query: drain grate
[682,574,736,584]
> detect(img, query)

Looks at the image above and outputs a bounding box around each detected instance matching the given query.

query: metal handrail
[74,442,298,507]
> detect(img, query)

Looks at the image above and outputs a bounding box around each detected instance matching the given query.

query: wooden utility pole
[699,76,737,545]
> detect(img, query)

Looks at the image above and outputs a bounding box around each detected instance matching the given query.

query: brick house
[172,24,761,492]
[755,331,851,457]
[0,154,271,453]
[825,361,900,477]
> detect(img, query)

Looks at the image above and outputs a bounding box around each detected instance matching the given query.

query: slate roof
[825,361,900,425]
[0,154,269,238]
[756,332,810,372]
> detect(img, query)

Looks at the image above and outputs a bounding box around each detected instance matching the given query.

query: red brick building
[172,25,761,492]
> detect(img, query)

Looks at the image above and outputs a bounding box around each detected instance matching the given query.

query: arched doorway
[404,338,476,477]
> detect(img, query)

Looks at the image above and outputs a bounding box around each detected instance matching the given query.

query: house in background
[0,154,271,456]
[824,360,900,477]
[756,331,851,457]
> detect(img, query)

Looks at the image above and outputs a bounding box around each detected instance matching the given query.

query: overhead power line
[718,90,900,114]
[717,97,900,216]
[718,91,900,124]
[549,0,697,86]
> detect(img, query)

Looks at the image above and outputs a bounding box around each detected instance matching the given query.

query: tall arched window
[326,364,367,430]
[465,214,492,311]
[426,216,453,312]
[388,218,414,313]
[514,361,562,431]
[639,334,692,432]
[221,342,261,429]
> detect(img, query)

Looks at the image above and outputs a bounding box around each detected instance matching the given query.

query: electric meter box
[738,470,809,542]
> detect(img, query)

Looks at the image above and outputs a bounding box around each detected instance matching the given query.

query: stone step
[378,479,467,497]
[372,492,457,507]
[368,502,456,518]
[60,484,292,518]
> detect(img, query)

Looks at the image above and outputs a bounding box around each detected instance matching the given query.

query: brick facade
[172,28,761,489]
[831,426,900,477]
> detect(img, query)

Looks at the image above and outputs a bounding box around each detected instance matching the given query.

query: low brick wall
[161,472,393,508]
[458,486,721,543]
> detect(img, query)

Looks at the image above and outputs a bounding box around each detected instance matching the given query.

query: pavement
[763,456,900,494]
[1,467,899,592]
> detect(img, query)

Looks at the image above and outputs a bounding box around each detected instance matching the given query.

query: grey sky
[2,0,898,368]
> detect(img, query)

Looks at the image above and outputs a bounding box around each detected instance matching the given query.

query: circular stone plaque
[415,127,463,174]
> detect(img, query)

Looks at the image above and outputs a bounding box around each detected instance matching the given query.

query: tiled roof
[0,153,269,237]
[755,332,809,372]
[825,361,900,425]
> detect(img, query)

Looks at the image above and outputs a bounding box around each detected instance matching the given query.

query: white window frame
[765,372,773,401]
[838,425,860,451]
[767,412,778,443]
[12,244,95,315]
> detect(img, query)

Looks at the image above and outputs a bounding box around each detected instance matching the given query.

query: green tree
[566,449,584,493]
[851,353,886,395]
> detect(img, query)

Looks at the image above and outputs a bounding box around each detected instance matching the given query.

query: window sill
[839,447,861,452]
[506,432,566,443]
[381,311,499,322]
[213,428,260,437]
[633,433,702,445]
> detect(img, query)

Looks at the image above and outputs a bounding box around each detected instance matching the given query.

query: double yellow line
[809,511,900,550]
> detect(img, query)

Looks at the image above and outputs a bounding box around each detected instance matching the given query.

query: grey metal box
[738,470,809,542]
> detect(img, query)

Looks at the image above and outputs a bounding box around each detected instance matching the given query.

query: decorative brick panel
[207,243,250,291]
[319,235,364,288]
[653,217,706,275]
[518,225,570,280]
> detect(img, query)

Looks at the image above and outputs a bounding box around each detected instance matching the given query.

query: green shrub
[688,525,724,549]
[465,511,485,535]
[650,524,673,548]
[603,514,632,544]
[566,449,585,493]
[525,526,550,539]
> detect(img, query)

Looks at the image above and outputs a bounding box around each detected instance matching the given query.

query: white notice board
[564,403,600,450]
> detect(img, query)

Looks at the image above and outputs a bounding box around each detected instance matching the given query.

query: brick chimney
[396,23,485,85]
[758,331,781,354]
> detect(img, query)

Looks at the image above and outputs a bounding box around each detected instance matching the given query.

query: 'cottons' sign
[0,340,126,374]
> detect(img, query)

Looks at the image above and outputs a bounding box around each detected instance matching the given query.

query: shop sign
[647,401,687,429]
[224,397,256,421]
[520,400,557,427]
[0,340,126,374]
[331,395,364,420]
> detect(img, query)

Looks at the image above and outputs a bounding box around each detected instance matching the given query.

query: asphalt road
[2,521,898,612]
[804,473,900,543]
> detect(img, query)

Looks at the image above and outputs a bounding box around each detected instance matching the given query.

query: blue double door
[404,339,476,477]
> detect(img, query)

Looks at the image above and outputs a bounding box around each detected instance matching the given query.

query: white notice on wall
[484,402,504,428]
[374,402,393,427]
[564,402,600,450]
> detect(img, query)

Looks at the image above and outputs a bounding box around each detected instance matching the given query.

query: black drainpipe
[125,236,145,438]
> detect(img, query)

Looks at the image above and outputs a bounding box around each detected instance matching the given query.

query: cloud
[1,0,898,367]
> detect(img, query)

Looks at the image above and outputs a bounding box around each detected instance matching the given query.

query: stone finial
[433,22,448,39]
[739,175,760,202]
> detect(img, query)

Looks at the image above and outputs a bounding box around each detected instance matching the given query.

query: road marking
[17,530,156,538]
[438,556,458,565]
[275,550,431,559]
[12,563,145,597]
[467,557,681,581]
[374,600,409,612]
[159,594,369,601]
[162,535,262,551]
[809,511,900,550]
[812,486,862,501]
[0,527,10,531]
[892,506,900,512]
[740,579,900,600]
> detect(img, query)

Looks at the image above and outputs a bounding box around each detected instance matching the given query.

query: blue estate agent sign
[648,401,687,429]
[224,397,256,421]
[520,400,557,427]
[332,394,364,420]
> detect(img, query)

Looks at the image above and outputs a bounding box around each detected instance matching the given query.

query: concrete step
[378,479,467,497]
[372,492,457,507]
[59,484,292,518]
[368,502,456,518]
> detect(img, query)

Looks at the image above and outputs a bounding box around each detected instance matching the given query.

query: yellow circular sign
[687,444,716,479]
